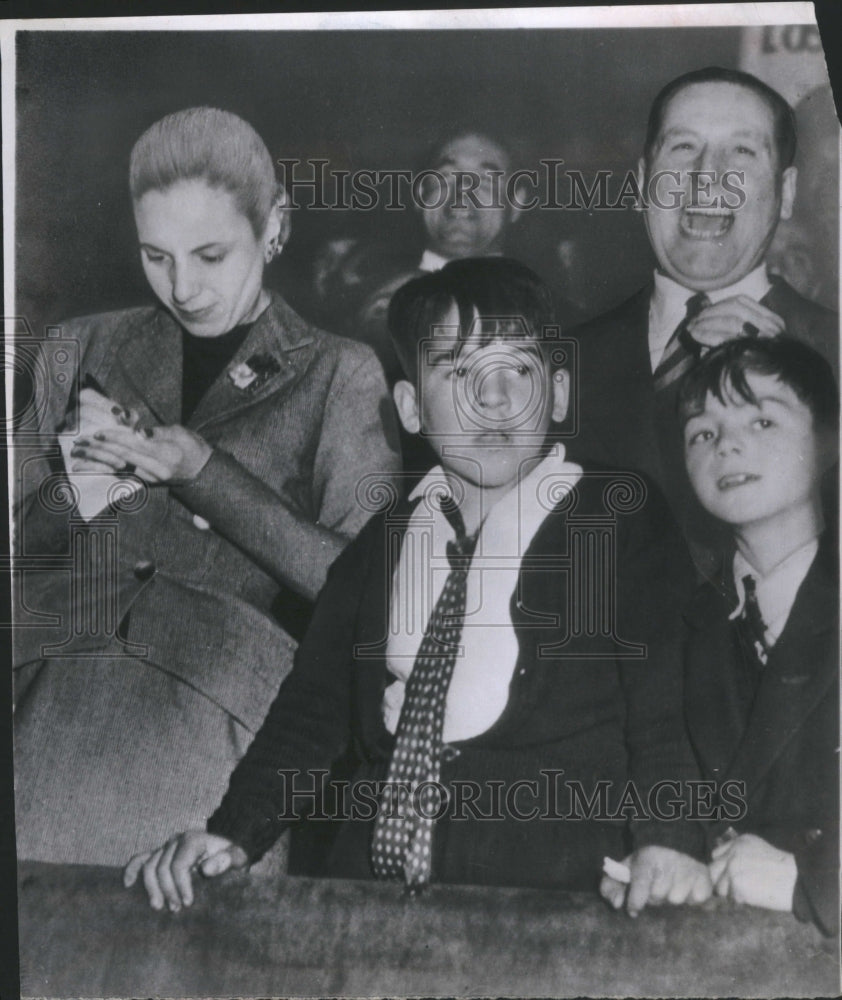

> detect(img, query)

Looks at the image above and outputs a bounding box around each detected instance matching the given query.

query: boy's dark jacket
[209,467,704,890]
[683,536,839,936]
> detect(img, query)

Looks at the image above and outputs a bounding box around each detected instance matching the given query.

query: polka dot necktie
[371,500,478,889]
[653,292,710,392]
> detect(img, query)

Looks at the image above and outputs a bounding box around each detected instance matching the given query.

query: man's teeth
[680,209,734,239]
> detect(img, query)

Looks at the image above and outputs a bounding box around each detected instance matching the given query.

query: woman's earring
[264,236,282,264]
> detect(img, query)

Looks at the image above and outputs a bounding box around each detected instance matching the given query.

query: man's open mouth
[680,208,734,240]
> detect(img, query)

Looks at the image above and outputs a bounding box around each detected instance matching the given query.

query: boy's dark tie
[653,291,710,392]
[371,499,478,889]
[739,573,770,667]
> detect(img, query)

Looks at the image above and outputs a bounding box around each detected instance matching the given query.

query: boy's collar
[729,535,821,622]
[408,444,580,507]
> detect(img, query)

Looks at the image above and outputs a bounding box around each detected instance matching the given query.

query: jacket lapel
[353,499,415,754]
[188,294,314,432]
[723,544,838,802]
[108,308,183,425]
[586,283,661,479]
[683,573,748,777]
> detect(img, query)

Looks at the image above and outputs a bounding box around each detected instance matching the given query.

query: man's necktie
[371,500,478,889]
[740,573,770,666]
[653,292,710,392]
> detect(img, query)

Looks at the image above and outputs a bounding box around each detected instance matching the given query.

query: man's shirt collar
[648,263,771,371]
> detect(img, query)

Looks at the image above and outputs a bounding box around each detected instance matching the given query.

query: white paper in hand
[59,404,141,521]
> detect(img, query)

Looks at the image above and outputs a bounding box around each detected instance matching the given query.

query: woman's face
[134,178,272,337]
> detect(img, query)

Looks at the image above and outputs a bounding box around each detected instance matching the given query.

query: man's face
[394,305,568,493]
[639,81,796,290]
[683,371,821,530]
[419,134,515,260]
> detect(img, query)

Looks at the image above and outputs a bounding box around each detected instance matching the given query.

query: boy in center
[127,258,708,912]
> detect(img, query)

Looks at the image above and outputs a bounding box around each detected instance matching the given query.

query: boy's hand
[600,846,712,916]
[123,830,248,912]
[709,833,796,911]
[686,295,785,349]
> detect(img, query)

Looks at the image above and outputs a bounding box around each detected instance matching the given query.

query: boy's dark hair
[387,257,556,383]
[677,336,839,433]
[643,66,797,170]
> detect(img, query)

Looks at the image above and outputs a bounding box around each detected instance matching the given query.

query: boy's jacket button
[441,744,460,763]
[133,560,156,581]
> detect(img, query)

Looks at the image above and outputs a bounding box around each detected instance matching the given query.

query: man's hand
[709,833,796,911]
[687,295,785,349]
[124,830,248,912]
[600,846,712,917]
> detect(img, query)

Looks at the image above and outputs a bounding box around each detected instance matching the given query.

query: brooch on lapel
[227,353,281,392]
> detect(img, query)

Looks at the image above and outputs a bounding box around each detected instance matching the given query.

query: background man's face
[640,81,796,290]
[420,133,514,260]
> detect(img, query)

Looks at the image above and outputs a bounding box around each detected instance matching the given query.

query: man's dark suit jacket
[683,537,839,937]
[567,277,838,563]
[208,468,704,891]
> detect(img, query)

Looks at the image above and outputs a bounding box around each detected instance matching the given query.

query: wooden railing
[17,860,838,997]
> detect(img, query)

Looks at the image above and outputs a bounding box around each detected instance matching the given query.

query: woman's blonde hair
[129,107,277,237]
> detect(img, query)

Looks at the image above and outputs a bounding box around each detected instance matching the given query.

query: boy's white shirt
[648,263,771,372]
[418,248,451,272]
[729,536,820,648]
[383,444,582,742]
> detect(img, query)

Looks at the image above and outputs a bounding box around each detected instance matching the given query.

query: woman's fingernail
[168,902,180,913]
[141,427,154,439]
[74,438,90,447]
[93,432,105,441]
[70,449,84,458]
[111,405,123,416]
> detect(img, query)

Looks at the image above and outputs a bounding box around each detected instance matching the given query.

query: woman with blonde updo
[13,107,399,865]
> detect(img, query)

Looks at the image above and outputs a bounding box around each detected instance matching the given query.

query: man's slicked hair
[643,66,797,170]
[387,257,556,384]
[417,129,513,175]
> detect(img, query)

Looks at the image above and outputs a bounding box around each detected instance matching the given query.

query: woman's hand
[71,423,213,484]
[124,831,248,911]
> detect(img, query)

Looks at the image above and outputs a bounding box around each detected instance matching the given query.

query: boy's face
[683,371,822,530]
[394,305,568,493]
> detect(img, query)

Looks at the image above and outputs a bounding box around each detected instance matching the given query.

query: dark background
[16,27,752,336]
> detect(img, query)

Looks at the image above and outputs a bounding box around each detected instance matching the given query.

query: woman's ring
[122,462,137,475]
